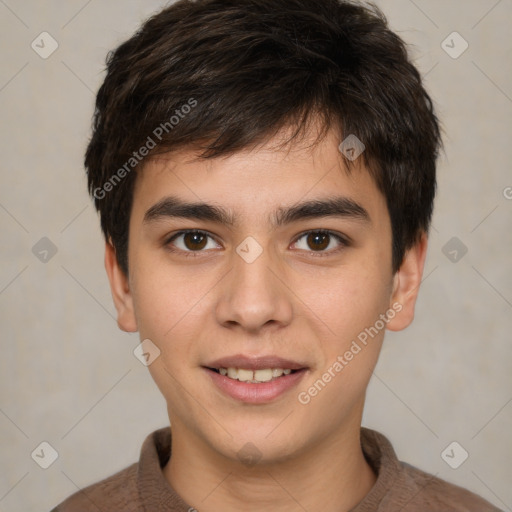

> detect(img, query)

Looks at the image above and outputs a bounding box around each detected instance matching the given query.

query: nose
[214,240,293,333]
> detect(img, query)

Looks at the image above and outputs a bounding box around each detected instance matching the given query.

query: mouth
[203,355,309,403]
[207,366,299,383]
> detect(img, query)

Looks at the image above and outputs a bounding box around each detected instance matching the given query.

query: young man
[52,0,502,510]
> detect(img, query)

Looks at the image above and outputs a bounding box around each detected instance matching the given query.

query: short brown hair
[85,0,442,275]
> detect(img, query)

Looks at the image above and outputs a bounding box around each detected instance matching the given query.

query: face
[106,127,426,465]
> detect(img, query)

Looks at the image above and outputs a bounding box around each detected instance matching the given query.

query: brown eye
[306,232,330,251]
[183,232,208,251]
[293,230,348,255]
[166,230,220,256]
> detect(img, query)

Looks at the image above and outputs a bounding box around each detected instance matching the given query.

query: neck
[164,417,377,512]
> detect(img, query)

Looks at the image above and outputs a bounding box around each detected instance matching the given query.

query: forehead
[130,128,388,230]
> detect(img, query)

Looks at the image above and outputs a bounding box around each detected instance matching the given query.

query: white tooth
[237,369,254,382]
[223,367,292,382]
[254,369,273,382]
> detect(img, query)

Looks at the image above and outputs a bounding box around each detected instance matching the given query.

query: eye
[165,230,220,256]
[164,229,349,258]
[292,230,348,255]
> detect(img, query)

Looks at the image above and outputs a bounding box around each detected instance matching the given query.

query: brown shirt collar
[136,427,402,511]
[54,425,502,511]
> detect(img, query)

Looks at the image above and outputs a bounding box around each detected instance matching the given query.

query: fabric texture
[51,427,502,512]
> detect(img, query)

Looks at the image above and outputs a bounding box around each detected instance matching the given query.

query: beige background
[1,1,511,511]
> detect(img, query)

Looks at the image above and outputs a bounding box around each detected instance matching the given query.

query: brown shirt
[51,427,502,512]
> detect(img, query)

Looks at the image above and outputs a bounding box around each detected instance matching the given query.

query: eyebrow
[143,195,370,228]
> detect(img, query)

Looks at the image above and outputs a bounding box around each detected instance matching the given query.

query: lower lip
[204,368,307,404]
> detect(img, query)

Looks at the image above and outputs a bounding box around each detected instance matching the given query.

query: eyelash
[164,229,350,258]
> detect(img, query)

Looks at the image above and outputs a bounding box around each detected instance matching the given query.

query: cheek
[130,256,212,340]
[130,264,208,401]
[295,267,390,422]
[295,259,392,348]
[128,259,224,410]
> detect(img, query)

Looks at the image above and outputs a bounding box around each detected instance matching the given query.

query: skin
[105,126,428,512]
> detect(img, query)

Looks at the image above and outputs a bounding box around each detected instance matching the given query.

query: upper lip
[204,354,308,371]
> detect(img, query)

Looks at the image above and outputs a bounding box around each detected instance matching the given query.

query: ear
[104,241,138,332]
[386,232,428,332]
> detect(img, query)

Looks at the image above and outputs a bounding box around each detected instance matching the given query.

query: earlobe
[104,241,138,332]
[386,232,428,332]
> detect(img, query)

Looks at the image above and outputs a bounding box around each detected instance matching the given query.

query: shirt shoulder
[395,461,503,512]
[50,463,140,512]
[49,427,191,512]
[357,428,503,512]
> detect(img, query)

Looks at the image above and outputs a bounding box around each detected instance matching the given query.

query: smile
[209,367,294,383]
